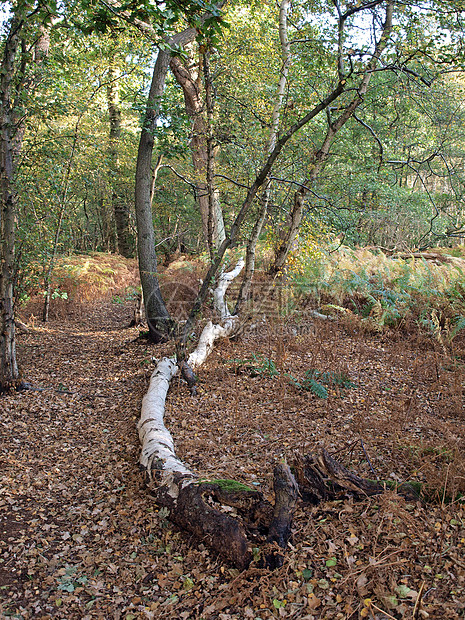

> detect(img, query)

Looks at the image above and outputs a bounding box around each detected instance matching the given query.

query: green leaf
[304,377,328,399]
[325,557,337,567]
[183,577,194,591]
[384,594,398,608]
[395,584,413,598]
[302,568,313,580]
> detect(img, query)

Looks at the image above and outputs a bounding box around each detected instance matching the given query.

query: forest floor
[1,266,465,619]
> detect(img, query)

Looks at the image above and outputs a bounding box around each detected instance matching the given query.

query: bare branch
[353,111,384,169]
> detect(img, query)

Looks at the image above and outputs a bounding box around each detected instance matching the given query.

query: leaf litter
[0,282,464,619]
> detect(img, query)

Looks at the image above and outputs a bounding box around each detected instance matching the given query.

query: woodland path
[1,299,464,619]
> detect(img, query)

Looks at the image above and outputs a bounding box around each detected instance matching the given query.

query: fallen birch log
[137,261,419,569]
[138,260,275,569]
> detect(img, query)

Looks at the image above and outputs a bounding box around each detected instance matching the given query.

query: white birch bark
[138,357,195,487]
[139,260,244,481]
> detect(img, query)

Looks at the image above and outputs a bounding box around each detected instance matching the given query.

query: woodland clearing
[1,255,465,620]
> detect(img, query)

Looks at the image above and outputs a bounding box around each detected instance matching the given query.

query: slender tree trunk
[272,182,307,274]
[43,123,79,322]
[170,55,225,253]
[107,64,134,257]
[42,202,66,322]
[0,170,20,391]
[234,201,268,315]
[203,50,225,257]
[270,0,394,274]
[236,0,291,309]
[0,13,23,391]
[135,28,198,342]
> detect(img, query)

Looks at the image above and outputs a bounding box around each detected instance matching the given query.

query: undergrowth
[20,252,140,318]
[228,354,357,399]
[287,246,465,346]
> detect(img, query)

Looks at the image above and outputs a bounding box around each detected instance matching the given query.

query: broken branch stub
[265,463,299,569]
[293,450,420,503]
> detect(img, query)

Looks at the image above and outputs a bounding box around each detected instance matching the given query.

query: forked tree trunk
[170,55,225,253]
[135,40,188,342]
[136,0,409,569]
[270,1,394,274]
[133,4,226,342]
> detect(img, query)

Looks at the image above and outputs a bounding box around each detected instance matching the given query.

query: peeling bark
[138,261,260,568]
[135,1,414,570]
[139,260,244,484]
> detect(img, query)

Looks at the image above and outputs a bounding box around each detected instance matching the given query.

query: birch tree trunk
[139,262,301,569]
[235,0,292,312]
[170,55,225,253]
[138,260,264,568]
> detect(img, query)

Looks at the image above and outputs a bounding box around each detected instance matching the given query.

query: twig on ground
[412,581,425,619]
[360,439,378,480]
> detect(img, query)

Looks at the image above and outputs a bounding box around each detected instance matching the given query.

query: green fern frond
[450,315,465,341]
[285,373,302,390]
[303,378,328,399]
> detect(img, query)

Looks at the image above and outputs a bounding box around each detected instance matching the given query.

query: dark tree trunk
[135,49,173,342]
[134,29,198,342]
[0,13,23,391]
[107,65,134,258]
